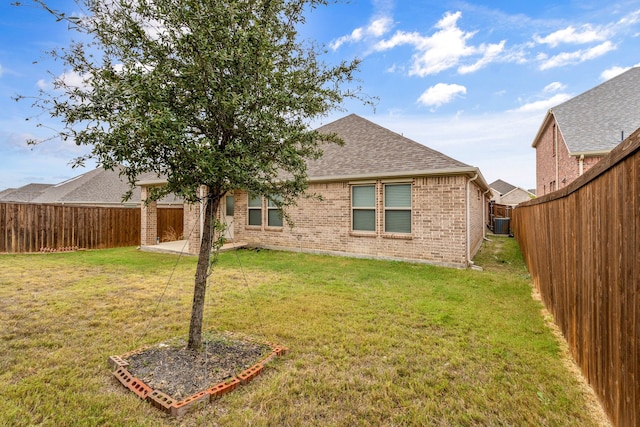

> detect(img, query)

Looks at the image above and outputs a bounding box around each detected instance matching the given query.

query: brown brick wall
[230,176,483,268]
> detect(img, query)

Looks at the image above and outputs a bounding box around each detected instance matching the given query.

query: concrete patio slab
[140,240,247,255]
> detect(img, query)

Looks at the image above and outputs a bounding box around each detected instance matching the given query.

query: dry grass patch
[0,240,610,426]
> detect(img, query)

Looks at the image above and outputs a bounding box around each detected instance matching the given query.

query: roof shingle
[307,114,471,180]
[0,183,52,202]
[551,67,640,154]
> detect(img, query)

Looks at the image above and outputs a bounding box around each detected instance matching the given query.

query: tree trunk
[187,191,221,350]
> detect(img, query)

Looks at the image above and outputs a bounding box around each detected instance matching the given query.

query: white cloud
[0,64,3,78]
[601,63,640,80]
[539,41,616,70]
[57,70,90,89]
[374,11,506,77]
[330,16,393,50]
[36,79,51,90]
[417,83,466,109]
[509,93,572,113]
[458,40,506,74]
[544,82,566,93]
[534,25,610,47]
[617,9,640,26]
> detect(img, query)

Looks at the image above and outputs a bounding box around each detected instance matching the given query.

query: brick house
[489,179,535,206]
[532,66,640,196]
[140,114,491,268]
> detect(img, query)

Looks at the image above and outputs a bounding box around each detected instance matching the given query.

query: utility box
[493,218,510,235]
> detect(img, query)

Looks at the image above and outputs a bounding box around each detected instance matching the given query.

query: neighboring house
[140,114,491,268]
[0,183,53,202]
[1,166,181,207]
[532,66,640,196]
[489,179,535,206]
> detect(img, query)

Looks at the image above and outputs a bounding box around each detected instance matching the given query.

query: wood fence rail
[512,129,640,427]
[0,203,183,253]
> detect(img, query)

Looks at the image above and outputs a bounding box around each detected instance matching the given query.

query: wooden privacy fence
[0,203,183,253]
[512,129,640,427]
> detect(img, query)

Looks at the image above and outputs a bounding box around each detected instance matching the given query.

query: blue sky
[1,0,640,191]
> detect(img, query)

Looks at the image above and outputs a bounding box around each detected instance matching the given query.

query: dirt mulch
[125,335,271,401]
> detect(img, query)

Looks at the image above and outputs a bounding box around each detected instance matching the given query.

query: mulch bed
[125,336,271,401]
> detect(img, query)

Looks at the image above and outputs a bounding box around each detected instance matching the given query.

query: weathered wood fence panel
[158,207,184,241]
[512,129,640,427]
[0,203,183,253]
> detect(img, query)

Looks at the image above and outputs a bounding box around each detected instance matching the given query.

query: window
[352,185,375,231]
[247,194,262,226]
[225,195,234,216]
[384,183,411,233]
[267,195,283,227]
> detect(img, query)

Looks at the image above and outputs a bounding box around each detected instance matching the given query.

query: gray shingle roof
[489,179,516,195]
[30,166,181,205]
[0,183,53,202]
[137,114,488,190]
[307,114,472,180]
[551,66,640,154]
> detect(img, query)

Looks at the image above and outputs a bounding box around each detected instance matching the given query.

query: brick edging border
[108,338,289,418]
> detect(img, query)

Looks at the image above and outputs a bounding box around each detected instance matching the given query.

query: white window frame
[267,195,283,228]
[383,183,412,234]
[351,184,376,232]
[247,194,262,226]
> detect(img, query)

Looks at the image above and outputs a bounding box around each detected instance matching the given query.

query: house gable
[531,67,640,195]
[489,179,535,206]
[308,114,475,181]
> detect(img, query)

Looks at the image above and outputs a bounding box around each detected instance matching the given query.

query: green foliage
[17,0,369,349]
[20,0,366,206]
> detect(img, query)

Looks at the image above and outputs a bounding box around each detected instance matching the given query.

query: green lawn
[0,236,607,426]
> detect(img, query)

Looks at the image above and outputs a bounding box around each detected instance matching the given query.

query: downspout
[466,173,479,267]
[554,123,559,191]
[483,189,491,240]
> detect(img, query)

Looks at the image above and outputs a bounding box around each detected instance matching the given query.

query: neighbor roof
[0,183,53,202]
[489,179,516,195]
[308,114,485,187]
[31,166,181,205]
[533,67,640,154]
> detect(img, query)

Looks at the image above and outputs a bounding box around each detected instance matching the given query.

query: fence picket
[513,128,640,426]
[0,203,183,253]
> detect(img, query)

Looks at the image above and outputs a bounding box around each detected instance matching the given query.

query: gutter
[570,149,612,157]
[135,167,492,193]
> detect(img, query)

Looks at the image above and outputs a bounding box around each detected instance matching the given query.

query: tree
[20,0,366,349]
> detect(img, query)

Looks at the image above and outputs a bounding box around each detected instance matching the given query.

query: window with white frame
[351,185,376,232]
[247,194,262,226]
[384,183,411,233]
[267,195,283,227]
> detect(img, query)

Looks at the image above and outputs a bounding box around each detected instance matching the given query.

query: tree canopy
[24,0,364,204]
[20,0,367,349]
